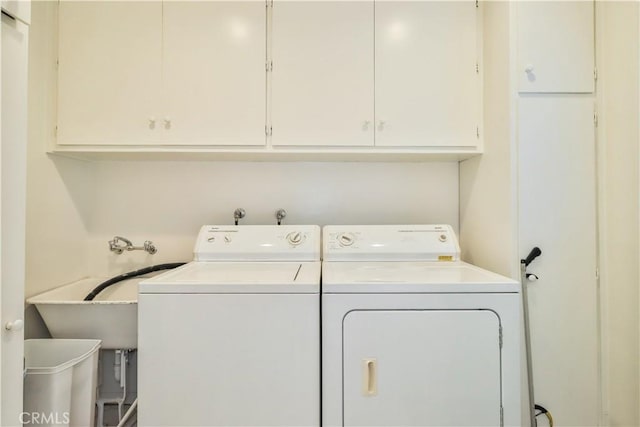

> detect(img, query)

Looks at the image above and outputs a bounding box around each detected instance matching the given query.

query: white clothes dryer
[138,225,321,427]
[322,225,521,427]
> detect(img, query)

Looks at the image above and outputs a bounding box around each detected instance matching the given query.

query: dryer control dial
[286,231,304,246]
[337,233,356,247]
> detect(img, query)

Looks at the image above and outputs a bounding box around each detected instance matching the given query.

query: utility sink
[27,277,141,349]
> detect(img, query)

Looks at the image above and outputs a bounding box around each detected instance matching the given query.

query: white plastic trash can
[24,339,101,427]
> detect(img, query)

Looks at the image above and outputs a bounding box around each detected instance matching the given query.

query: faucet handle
[144,241,157,255]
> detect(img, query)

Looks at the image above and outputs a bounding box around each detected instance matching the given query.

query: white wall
[86,160,459,277]
[460,1,517,278]
[597,2,640,425]
[25,1,94,337]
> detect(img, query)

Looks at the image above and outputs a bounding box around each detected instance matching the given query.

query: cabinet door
[518,96,599,425]
[162,2,266,146]
[1,0,30,24]
[271,1,374,146]
[57,1,162,145]
[343,310,501,427]
[517,1,594,93]
[375,1,479,148]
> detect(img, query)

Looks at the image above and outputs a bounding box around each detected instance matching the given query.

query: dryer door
[343,310,502,427]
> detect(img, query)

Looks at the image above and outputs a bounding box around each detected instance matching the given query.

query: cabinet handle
[148,117,156,129]
[377,120,385,132]
[362,120,371,131]
[5,319,23,331]
[362,358,377,396]
[524,64,534,74]
[164,118,172,130]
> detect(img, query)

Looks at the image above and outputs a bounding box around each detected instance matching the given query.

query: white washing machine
[138,225,321,427]
[322,225,521,427]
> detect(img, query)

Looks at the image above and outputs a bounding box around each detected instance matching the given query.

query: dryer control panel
[323,225,460,262]
[194,225,321,262]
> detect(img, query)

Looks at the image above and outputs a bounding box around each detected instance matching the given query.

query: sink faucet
[109,236,157,255]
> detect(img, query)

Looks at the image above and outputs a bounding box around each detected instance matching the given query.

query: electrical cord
[83,262,186,301]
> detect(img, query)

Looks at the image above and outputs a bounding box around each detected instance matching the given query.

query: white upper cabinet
[162,2,266,146]
[271,1,374,147]
[517,1,594,93]
[57,1,162,145]
[58,1,266,147]
[374,1,480,148]
[1,0,31,24]
[55,0,483,157]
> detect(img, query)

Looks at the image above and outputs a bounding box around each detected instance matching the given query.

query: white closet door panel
[1,14,28,425]
[518,1,594,93]
[57,1,162,145]
[518,96,598,426]
[163,2,266,146]
[271,1,374,147]
[375,1,479,148]
[343,310,501,427]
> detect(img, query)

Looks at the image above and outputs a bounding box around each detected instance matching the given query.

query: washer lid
[322,261,519,293]
[139,261,320,294]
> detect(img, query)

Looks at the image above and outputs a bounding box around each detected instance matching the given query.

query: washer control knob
[286,232,303,246]
[207,236,215,243]
[438,234,448,242]
[224,235,232,243]
[337,233,355,247]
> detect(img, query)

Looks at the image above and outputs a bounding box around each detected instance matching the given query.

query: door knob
[5,319,24,331]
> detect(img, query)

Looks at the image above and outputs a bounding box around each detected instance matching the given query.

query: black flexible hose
[83,262,186,301]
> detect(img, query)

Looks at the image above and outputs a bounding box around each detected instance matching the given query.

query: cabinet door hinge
[265,125,272,137]
[476,0,479,8]
[594,67,598,81]
[266,61,273,72]
[499,325,503,349]
[475,62,479,74]
[476,126,480,139]
[594,111,598,127]
[54,125,58,137]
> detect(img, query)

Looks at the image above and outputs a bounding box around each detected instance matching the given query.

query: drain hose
[83,262,186,301]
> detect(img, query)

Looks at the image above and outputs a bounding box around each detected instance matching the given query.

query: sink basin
[27,277,140,349]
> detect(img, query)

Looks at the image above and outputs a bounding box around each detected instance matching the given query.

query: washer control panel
[323,225,460,262]
[194,225,320,262]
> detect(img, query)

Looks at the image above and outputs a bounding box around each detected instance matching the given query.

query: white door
[271,1,374,147]
[518,96,599,426]
[162,1,266,146]
[343,310,501,427]
[374,1,479,148]
[57,1,162,145]
[517,1,594,93]
[1,12,28,427]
